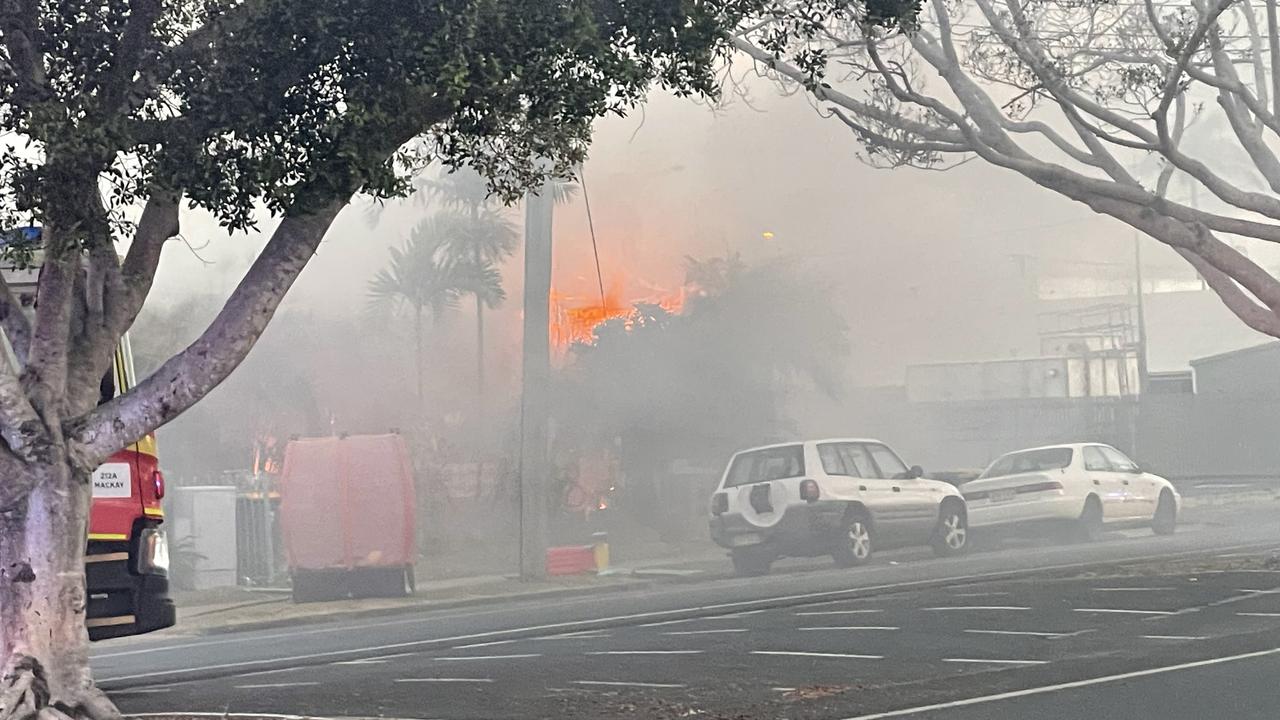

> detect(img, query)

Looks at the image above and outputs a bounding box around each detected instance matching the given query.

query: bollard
[592,531,609,573]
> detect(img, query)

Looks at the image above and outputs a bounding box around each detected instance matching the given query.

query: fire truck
[2,228,176,640]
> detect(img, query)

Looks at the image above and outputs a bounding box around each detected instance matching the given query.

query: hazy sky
[141,74,1272,388]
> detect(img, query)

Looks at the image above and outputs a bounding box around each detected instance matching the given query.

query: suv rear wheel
[931,504,968,557]
[832,511,873,568]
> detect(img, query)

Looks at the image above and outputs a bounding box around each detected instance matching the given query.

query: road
[99,503,1280,719]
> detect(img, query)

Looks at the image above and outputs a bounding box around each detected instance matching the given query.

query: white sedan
[963,443,1180,540]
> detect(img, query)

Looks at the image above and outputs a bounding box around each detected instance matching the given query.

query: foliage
[368,229,479,319]
[554,252,850,457]
[0,0,761,243]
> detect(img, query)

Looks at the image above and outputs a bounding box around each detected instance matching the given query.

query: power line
[578,167,608,314]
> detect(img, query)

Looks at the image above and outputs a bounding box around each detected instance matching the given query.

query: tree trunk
[0,459,117,720]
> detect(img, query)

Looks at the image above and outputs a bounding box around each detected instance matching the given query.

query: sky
[138,72,1274,390]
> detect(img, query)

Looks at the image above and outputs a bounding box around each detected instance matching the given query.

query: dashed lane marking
[752,650,883,660]
[232,682,320,689]
[395,678,494,684]
[1073,608,1174,615]
[923,606,1030,611]
[943,658,1048,666]
[963,629,1068,638]
[1237,612,1280,617]
[1093,587,1175,592]
[586,650,704,656]
[339,651,417,663]
[1141,635,1206,640]
[435,654,541,661]
[795,609,885,616]
[798,626,899,632]
[573,680,686,689]
[451,640,517,650]
[662,629,748,636]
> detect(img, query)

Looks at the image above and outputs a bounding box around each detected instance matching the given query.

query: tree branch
[0,0,46,100]
[68,95,452,467]
[102,0,166,113]
[1176,247,1280,336]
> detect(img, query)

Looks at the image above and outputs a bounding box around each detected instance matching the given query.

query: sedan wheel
[833,515,873,568]
[932,508,968,557]
[1072,496,1104,543]
[1152,492,1177,536]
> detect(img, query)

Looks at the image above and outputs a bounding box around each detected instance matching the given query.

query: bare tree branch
[1176,247,1280,335]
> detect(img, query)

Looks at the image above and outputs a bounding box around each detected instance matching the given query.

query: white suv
[708,439,969,576]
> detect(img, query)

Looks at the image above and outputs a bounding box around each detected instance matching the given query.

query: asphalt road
[98,503,1280,719]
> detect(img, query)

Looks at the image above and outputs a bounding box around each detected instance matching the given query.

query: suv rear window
[724,445,805,487]
[981,447,1073,478]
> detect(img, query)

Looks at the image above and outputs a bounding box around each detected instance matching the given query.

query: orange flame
[549,275,687,354]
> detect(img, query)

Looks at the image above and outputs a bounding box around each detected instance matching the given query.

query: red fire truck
[3,229,175,640]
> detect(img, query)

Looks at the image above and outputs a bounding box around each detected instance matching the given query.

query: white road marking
[796,609,884,616]
[662,629,748,636]
[100,539,1277,666]
[1141,635,1205,641]
[573,680,686,689]
[840,647,1280,720]
[106,688,170,695]
[538,631,611,640]
[772,687,796,692]
[395,678,494,684]
[943,658,1048,666]
[923,606,1029,612]
[753,650,883,660]
[798,626,899,632]
[1093,587,1174,592]
[451,640,517,649]
[1237,612,1280,617]
[963,629,1067,638]
[97,541,1280,684]
[953,592,1011,598]
[333,651,418,664]
[1236,589,1280,594]
[436,654,541,661]
[1072,608,1173,616]
[232,682,319,689]
[586,650,704,656]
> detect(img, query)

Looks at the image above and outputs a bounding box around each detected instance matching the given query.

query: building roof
[1189,341,1280,367]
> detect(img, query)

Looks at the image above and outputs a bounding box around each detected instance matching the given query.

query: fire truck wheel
[291,570,341,604]
[351,567,413,598]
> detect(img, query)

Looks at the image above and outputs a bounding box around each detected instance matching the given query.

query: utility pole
[1133,231,1149,395]
[1131,230,1149,459]
[518,178,554,581]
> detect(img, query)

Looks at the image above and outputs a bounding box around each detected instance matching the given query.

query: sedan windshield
[981,447,1073,478]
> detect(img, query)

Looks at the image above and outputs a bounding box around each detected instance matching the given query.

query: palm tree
[425,168,578,399]
[367,228,499,407]
[424,169,520,400]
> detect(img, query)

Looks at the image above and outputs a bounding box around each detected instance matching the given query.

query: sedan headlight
[137,527,170,576]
